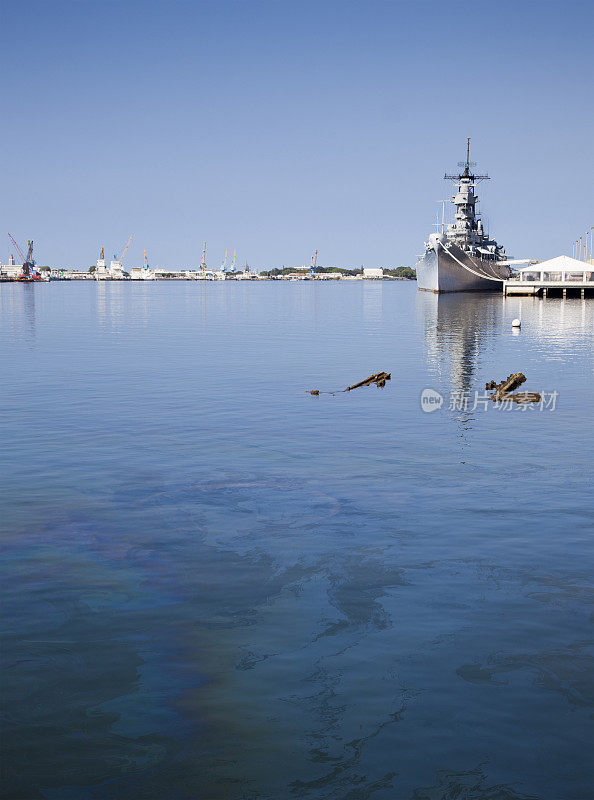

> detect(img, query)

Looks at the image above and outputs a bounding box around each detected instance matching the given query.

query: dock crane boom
[7,232,26,264]
[7,233,35,278]
[119,234,133,264]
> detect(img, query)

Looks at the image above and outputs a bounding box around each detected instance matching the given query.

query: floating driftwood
[308,371,391,396]
[486,372,526,396]
[346,372,391,391]
[486,372,541,404]
[499,392,542,404]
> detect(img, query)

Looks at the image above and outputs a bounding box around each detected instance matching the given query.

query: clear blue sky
[1,0,592,269]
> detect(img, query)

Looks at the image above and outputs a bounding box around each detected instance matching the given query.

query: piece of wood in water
[513,392,541,403]
[345,372,391,391]
[492,372,526,398]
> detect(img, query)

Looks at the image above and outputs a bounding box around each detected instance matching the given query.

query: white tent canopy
[519,255,588,272]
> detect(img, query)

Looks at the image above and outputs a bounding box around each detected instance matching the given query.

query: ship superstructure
[416,140,510,293]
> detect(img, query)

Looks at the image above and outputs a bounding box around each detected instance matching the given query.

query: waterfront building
[0,255,21,279]
[363,268,384,279]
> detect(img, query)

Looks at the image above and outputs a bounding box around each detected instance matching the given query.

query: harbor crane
[310,249,318,277]
[117,234,133,264]
[200,241,207,273]
[7,233,36,278]
[220,249,228,272]
[231,249,236,272]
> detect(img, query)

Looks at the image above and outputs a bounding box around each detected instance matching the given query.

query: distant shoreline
[0,276,417,284]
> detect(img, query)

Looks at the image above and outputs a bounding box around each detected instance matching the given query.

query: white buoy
[512,318,521,328]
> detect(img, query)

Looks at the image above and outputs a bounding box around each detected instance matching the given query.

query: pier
[504,256,594,297]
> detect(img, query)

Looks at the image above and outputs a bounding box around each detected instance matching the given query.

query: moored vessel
[416,141,510,293]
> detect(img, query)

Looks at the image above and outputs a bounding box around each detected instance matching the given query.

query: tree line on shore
[259,266,416,278]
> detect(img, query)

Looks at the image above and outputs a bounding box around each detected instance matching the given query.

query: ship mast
[442,139,495,256]
[444,138,489,183]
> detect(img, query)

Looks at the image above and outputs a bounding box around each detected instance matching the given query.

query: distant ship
[416,140,511,293]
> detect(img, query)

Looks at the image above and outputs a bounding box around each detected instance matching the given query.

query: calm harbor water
[1,281,593,800]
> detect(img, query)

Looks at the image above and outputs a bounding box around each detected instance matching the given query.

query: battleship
[416,140,511,293]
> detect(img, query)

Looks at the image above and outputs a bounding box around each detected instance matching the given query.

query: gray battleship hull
[416,242,508,293]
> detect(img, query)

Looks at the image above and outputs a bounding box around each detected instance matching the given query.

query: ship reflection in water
[418,290,503,392]
[417,289,592,401]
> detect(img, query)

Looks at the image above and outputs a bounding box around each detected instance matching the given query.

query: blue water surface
[1,281,593,800]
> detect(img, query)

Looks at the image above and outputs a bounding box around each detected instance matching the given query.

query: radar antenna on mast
[444,138,489,182]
